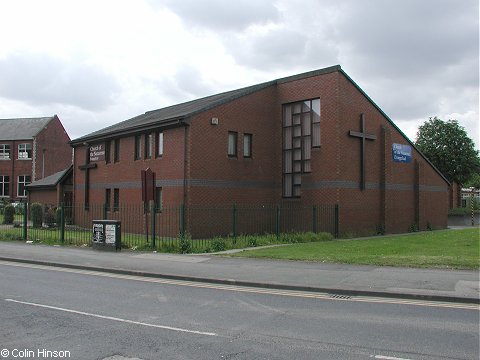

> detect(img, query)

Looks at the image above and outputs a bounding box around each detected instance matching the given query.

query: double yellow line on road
[0,260,478,311]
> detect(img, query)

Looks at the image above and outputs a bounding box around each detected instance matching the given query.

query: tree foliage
[415,117,480,184]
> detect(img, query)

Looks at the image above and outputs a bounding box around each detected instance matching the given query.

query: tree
[415,117,480,184]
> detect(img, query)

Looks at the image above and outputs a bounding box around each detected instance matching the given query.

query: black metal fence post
[151,201,156,249]
[275,205,280,239]
[23,201,28,241]
[232,204,237,242]
[312,205,317,233]
[334,204,339,238]
[60,202,65,243]
[180,204,185,238]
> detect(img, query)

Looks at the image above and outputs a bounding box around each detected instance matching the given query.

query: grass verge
[230,228,480,270]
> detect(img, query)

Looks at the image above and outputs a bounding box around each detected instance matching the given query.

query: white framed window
[18,143,32,159]
[0,144,10,160]
[0,175,9,197]
[17,175,31,197]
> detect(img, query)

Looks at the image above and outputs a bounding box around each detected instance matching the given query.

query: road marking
[0,260,478,310]
[4,298,217,337]
[374,355,413,360]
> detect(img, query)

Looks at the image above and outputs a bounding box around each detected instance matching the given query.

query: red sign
[141,168,156,202]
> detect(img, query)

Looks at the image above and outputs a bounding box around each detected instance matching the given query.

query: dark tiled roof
[71,65,342,144]
[26,166,72,189]
[0,116,55,141]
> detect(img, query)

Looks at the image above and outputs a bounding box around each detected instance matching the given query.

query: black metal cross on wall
[78,146,97,208]
[349,113,376,190]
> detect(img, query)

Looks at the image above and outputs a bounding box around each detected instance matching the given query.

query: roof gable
[0,116,55,141]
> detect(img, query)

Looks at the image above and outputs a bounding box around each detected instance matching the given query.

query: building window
[0,175,9,197]
[134,135,141,160]
[18,143,32,159]
[157,132,164,157]
[155,187,163,211]
[105,189,111,211]
[243,133,252,158]
[282,98,320,197]
[0,144,10,160]
[228,132,238,157]
[114,139,120,162]
[113,188,120,211]
[145,133,153,159]
[105,141,111,164]
[17,175,31,197]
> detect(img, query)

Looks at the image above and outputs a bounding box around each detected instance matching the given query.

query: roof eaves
[338,68,450,186]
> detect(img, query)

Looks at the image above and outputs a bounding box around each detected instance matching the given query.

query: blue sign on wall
[392,143,412,163]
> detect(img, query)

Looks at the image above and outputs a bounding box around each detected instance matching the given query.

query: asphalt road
[0,261,478,360]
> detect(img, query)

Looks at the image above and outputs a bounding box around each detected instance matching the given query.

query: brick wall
[33,115,72,181]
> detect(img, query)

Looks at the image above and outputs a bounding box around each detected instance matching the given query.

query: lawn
[231,228,480,270]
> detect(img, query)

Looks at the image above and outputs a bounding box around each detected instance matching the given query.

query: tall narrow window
[228,132,238,157]
[157,132,164,157]
[0,175,9,197]
[18,143,32,159]
[145,133,153,159]
[113,188,120,211]
[134,135,141,160]
[0,144,10,160]
[114,139,120,163]
[105,188,111,211]
[243,134,252,158]
[105,141,111,164]
[282,98,320,197]
[17,175,31,197]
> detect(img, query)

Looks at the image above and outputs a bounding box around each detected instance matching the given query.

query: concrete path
[0,241,478,304]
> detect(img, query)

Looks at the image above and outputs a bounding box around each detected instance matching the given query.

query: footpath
[0,240,478,304]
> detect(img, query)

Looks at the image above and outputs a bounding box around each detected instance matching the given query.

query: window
[0,144,10,160]
[113,188,120,211]
[17,175,31,197]
[105,141,111,164]
[228,132,238,157]
[282,98,320,197]
[155,187,163,211]
[0,175,9,197]
[105,189,111,211]
[134,135,141,160]
[18,143,32,159]
[145,133,153,159]
[157,132,164,157]
[114,139,120,163]
[243,134,252,158]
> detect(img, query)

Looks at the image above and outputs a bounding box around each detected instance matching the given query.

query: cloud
[161,0,280,31]
[0,53,120,111]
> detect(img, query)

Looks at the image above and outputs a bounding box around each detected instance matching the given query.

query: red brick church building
[70,65,449,236]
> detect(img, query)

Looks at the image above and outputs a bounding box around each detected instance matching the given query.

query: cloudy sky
[0,0,478,147]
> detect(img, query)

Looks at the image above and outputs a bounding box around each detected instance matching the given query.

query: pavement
[0,238,479,304]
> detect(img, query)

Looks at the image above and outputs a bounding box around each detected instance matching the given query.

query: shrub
[56,208,62,225]
[179,234,192,254]
[44,208,56,228]
[211,237,227,252]
[3,205,15,224]
[30,203,43,228]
